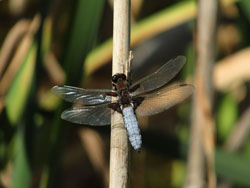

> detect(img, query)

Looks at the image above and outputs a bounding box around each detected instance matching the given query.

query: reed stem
[109,0,131,188]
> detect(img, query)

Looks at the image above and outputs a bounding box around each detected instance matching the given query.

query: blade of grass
[217,93,238,141]
[5,42,37,125]
[11,126,31,188]
[63,0,105,85]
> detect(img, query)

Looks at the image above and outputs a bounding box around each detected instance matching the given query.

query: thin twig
[224,107,250,151]
[185,0,218,188]
[109,0,131,188]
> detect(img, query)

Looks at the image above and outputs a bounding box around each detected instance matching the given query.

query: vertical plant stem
[109,0,131,188]
[224,107,250,152]
[185,0,218,188]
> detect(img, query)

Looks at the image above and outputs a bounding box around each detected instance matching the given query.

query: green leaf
[217,93,238,140]
[11,128,31,188]
[63,0,105,85]
[5,42,37,125]
[171,160,186,187]
[216,149,250,186]
[238,0,250,22]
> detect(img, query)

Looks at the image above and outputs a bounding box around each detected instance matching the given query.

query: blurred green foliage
[217,93,238,140]
[6,42,37,125]
[216,149,250,186]
[0,0,249,187]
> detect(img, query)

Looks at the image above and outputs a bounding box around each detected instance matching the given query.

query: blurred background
[0,0,250,187]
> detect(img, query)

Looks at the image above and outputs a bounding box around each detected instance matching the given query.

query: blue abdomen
[122,106,142,152]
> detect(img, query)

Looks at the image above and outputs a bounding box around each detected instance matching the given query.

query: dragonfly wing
[135,84,194,116]
[131,56,186,96]
[61,104,111,126]
[51,85,113,105]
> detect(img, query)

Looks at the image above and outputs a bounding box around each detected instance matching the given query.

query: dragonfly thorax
[112,73,133,108]
[112,73,130,91]
[118,89,133,108]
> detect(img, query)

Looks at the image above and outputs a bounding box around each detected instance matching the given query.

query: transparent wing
[61,104,111,125]
[131,56,186,96]
[51,85,113,105]
[135,84,194,116]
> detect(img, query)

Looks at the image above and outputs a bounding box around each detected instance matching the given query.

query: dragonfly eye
[112,74,119,83]
[121,74,127,80]
[112,73,127,83]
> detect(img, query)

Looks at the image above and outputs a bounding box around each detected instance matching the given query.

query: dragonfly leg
[106,91,118,97]
[132,97,144,110]
[108,103,122,113]
[129,83,140,93]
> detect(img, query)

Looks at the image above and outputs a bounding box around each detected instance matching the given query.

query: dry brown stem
[185,0,218,188]
[109,0,131,188]
[225,107,250,152]
[0,19,30,78]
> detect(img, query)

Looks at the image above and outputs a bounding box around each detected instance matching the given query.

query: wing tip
[176,55,186,63]
[50,86,58,96]
[61,109,78,124]
[51,85,67,95]
[51,85,60,93]
[61,109,69,120]
[179,83,195,94]
[179,83,193,87]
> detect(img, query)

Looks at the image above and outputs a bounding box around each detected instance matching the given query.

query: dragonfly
[51,56,194,152]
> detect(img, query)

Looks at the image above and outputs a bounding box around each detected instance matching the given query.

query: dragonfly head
[112,73,128,90]
[112,73,126,83]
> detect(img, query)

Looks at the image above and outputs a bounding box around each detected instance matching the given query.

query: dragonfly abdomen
[122,106,142,152]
